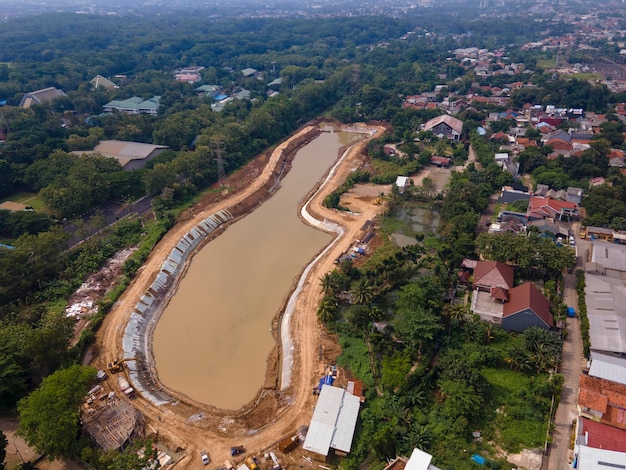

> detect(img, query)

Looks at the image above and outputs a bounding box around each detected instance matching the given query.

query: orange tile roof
[580,375,626,430]
[503,282,552,327]
[473,260,514,291]
[580,387,609,413]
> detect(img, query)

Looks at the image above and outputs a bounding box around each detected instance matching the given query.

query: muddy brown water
[153,131,363,410]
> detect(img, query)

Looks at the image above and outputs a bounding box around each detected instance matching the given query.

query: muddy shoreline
[128,126,323,419]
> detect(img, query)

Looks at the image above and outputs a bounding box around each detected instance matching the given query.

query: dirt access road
[92,122,388,469]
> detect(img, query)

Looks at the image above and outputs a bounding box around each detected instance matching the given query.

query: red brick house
[545,138,573,152]
[527,196,578,220]
[501,282,553,332]
[579,375,626,431]
[472,260,514,292]
[576,418,626,452]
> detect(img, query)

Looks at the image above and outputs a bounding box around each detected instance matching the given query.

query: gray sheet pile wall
[122,209,233,405]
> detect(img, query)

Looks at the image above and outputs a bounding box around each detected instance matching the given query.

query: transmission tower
[213,140,226,183]
[551,47,561,81]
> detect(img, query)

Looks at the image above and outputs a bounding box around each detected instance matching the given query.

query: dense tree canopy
[17,365,97,459]
[476,232,577,277]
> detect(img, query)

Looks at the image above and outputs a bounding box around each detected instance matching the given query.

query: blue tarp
[471,454,485,465]
[319,375,334,389]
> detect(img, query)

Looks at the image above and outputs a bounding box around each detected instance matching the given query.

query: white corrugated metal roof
[585,274,626,354]
[302,386,360,456]
[589,352,626,386]
[590,242,626,272]
[94,140,168,160]
[577,446,626,470]
[406,448,433,470]
[396,176,409,187]
[303,422,334,456]
[330,392,360,452]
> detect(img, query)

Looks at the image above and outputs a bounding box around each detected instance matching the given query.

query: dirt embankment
[92,121,387,469]
[227,127,321,220]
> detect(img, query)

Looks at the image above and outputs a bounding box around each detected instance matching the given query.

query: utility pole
[214,140,226,183]
[551,47,561,81]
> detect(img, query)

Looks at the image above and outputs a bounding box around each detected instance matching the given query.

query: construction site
[80,372,144,452]
[90,121,389,469]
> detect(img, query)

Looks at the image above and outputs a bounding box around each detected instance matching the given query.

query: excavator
[107,357,139,374]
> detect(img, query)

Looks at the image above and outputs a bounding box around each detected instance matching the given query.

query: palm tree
[533,342,560,373]
[405,424,431,451]
[447,303,469,324]
[319,271,339,297]
[352,278,375,306]
[505,345,532,372]
[483,322,495,344]
[523,326,544,352]
[316,296,337,324]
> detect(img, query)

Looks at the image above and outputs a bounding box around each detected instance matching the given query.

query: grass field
[482,367,549,452]
[571,73,602,81]
[537,58,555,69]
[0,192,46,210]
[337,335,376,388]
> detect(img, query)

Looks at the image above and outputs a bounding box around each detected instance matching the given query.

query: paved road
[64,196,153,248]
[546,271,586,470]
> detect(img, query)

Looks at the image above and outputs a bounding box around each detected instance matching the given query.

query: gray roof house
[19,87,66,108]
[72,140,168,171]
[90,75,118,90]
[103,96,161,115]
[422,115,463,141]
[584,274,626,355]
[566,187,583,205]
[498,187,531,205]
[586,242,626,279]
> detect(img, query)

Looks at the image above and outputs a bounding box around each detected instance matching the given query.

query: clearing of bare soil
[92,121,389,469]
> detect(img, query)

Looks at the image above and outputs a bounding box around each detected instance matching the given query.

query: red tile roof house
[527,196,578,221]
[472,260,514,292]
[545,138,574,152]
[579,374,626,431]
[575,417,626,453]
[430,156,452,167]
[501,282,553,332]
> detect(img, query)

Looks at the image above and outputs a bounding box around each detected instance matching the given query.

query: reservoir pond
[153,131,362,409]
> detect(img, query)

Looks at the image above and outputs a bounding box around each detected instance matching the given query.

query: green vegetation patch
[570,73,602,81]
[1,192,46,210]
[482,367,549,452]
[536,58,556,69]
[337,335,375,388]
[423,236,441,250]
[359,231,401,272]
